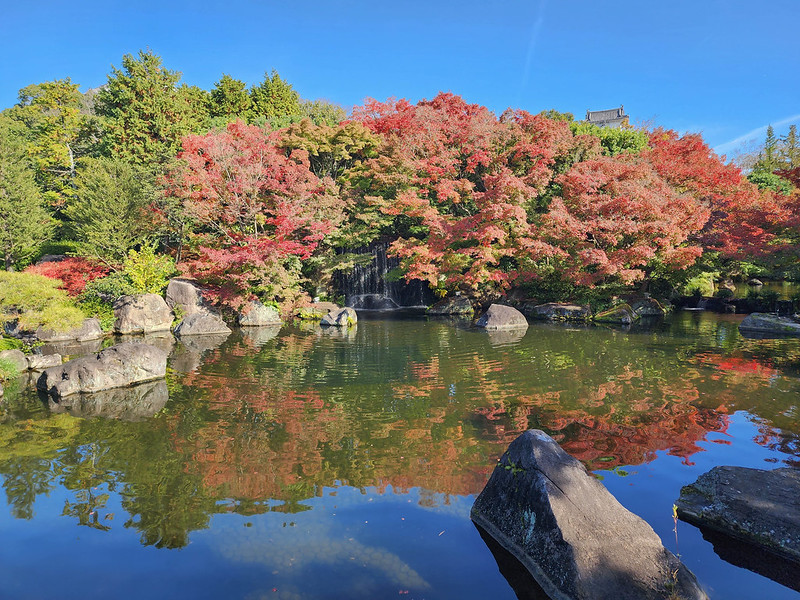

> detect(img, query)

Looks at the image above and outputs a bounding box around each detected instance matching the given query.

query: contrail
[714,113,800,156]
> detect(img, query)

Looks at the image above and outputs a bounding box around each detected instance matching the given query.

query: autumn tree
[165,121,343,312]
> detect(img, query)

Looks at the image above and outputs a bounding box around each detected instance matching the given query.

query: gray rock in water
[298,302,340,320]
[0,349,28,373]
[37,342,167,398]
[428,296,474,316]
[523,302,591,321]
[48,379,169,421]
[26,353,62,371]
[174,312,232,336]
[629,297,667,318]
[739,313,800,337]
[114,294,174,334]
[475,304,528,330]
[320,307,357,327]
[676,466,800,563]
[165,278,209,316]
[594,303,638,324]
[747,278,764,287]
[238,300,282,326]
[36,317,104,342]
[472,430,707,600]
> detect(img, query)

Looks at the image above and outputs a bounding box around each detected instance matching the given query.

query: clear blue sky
[1,0,797,157]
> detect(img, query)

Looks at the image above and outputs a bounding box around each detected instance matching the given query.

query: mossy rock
[593,303,638,325]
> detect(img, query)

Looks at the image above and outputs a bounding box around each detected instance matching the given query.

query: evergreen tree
[209,74,252,123]
[94,50,196,165]
[0,118,53,269]
[250,70,302,121]
[761,125,778,171]
[779,124,799,169]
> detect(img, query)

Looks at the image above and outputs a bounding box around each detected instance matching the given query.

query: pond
[1,311,799,599]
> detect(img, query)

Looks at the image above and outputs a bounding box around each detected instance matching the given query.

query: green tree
[299,99,346,126]
[209,74,252,123]
[6,78,96,210]
[178,84,212,133]
[94,50,195,165]
[756,124,779,172]
[779,124,799,169]
[67,157,156,266]
[0,118,53,270]
[250,70,302,122]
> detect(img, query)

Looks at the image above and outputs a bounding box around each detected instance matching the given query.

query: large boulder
[48,379,169,421]
[522,302,591,322]
[174,312,231,336]
[0,349,28,373]
[238,300,282,327]
[114,294,173,334]
[739,313,800,336]
[594,303,638,324]
[676,466,800,563]
[472,430,707,600]
[165,278,208,316]
[320,307,357,327]
[475,304,528,330]
[629,297,668,318]
[428,296,474,316]
[35,318,105,342]
[37,342,167,398]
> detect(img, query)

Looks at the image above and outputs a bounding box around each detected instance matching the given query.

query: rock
[174,312,232,336]
[747,278,764,287]
[475,304,528,330]
[629,297,667,318]
[165,278,209,316]
[428,296,474,316]
[739,313,800,337]
[238,300,282,326]
[37,342,168,398]
[471,430,707,600]
[36,317,104,342]
[320,307,358,327]
[522,302,591,321]
[0,349,28,373]
[170,333,230,373]
[114,294,173,334]
[39,338,104,359]
[594,303,638,324]
[26,353,62,371]
[718,278,736,293]
[348,294,400,310]
[676,466,800,564]
[297,302,340,320]
[36,254,66,264]
[48,379,169,421]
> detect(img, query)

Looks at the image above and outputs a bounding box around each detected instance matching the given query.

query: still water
[1,311,799,599]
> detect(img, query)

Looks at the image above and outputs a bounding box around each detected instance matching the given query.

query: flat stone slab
[676,466,800,563]
[739,313,800,337]
[472,430,707,600]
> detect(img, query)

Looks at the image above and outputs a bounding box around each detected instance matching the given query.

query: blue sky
[1,0,797,158]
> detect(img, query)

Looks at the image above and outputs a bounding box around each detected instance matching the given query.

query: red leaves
[25,258,110,296]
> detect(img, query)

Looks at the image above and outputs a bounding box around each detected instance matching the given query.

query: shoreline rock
[320,307,357,327]
[475,304,528,330]
[37,342,167,398]
[472,430,707,600]
[174,312,232,336]
[114,294,173,334]
[428,296,474,316]
[238,300,282,327]
[739,313,800,337]
[522,302,591,322]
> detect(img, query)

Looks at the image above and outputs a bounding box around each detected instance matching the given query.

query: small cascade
[334,241,434,309]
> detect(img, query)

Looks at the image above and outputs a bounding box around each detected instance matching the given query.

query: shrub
[24,257,110,296]
[81,271,137,302]
[0,271,85,332]
[123,246,176,294]
[714,288,734,299]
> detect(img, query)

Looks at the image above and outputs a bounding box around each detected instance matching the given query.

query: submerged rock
[48,379,169,421]
[37,342,167,398]
[320,307,357,327]
[114,294,173,334]
[522,302,591,322]
[472,430,707,600]
[475,304,528,330]
[676,466,800,564]
[594,303,638,324]
[428,296,474,316]
[238,300,282,327]
[739,313,800,337]
[174,312,231,336]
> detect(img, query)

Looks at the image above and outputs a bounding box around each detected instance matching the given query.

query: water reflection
[0,314,799,598]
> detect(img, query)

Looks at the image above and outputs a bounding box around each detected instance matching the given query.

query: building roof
[586,106,628,128]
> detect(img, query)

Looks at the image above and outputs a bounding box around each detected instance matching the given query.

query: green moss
[0,271,85,332]
[0,357,20,381]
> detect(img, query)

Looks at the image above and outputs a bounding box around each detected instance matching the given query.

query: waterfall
[334,241,434,309]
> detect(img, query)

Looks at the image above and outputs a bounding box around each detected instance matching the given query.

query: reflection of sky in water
[208,487,481,600]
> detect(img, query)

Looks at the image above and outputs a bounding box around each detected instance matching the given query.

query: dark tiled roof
[586,106,626,123]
